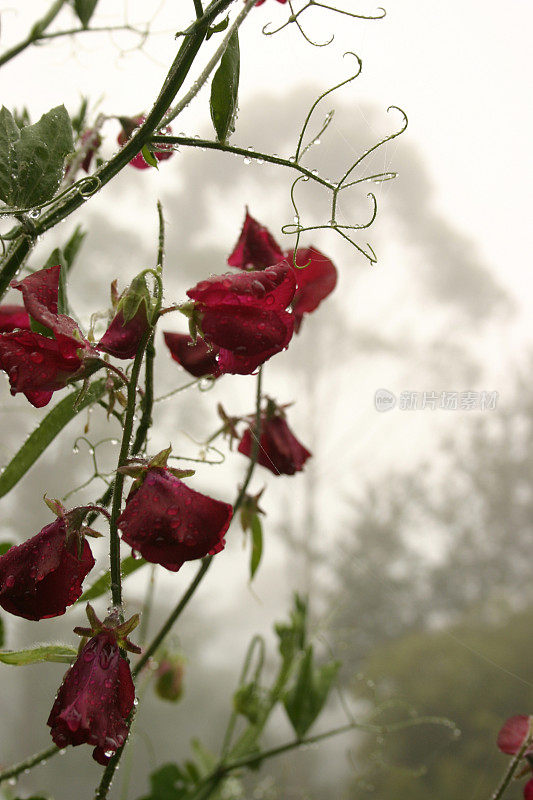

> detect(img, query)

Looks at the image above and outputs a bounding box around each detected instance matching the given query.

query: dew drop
[243,157,251,165]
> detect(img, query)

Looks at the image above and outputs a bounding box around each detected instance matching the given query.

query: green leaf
[210,30,240,143]
[274,593,308,665]
[283,645,340,738]
[0,542,13,556]
[63,225,87,271]
[0,378,107,499]
[0,644,77,666]
[190,739,217,773]
[206,15,229,41]
[0,107,21,205]
[78,555,147,603]
[138,763,191,800]
[6,105,73,209]
[249,514,263,581]
[74,0,99,28]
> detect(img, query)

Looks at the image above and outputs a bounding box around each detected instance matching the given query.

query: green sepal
[274,593,308,666]
[120,274,152,324]
[0,542,12,556]
[141,144,158,169]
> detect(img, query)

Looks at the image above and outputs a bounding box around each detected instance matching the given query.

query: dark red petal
[163,332,220,378]
[0,519,94,620]
[287,247,337,322]
[227,210,284,270]
[524,778,533,800]
[497,716,531,754]
[0,305,30,333]
[0,330,84,407]
[216,341,291,375]
[12,265,90,342]
[201,305,294,356]
[98,305,150,360]
[187,262,296,311]
[238,414,311,475]
[48,632,134,759]
[117,469,232,572]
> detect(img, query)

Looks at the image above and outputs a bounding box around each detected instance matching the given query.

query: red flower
[228,209,284,270]
[286,246,337,331]
[238,410,311,475]
[252,0,287,5]
[117,115,174,170]
[79,128,102,173]
[117,467,233,571]
[187,262,296,375]
[163,332,220,378]
[0,304,30,333]
[0,265,95,407]
[227,211,337,331]
[525,779,533,800]
[0,517,95,620]
[48,630,135,764]
[98,277,153,360]
[497,715,532,755]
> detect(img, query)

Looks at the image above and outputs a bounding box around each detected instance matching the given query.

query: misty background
[0,1,532,799]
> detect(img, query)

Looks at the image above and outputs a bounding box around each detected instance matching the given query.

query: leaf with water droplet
[210,30,240,144]
[0,105,73,209]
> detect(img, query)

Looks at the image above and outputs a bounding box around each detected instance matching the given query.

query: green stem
[130,333,155,456]
[108,332,152,608]
[133,367,264,677]
[0,0,67,68]
[0,744,59,784]
[492,736,532,800]
[152,136,334,190]
[163,0,258,126]
[0,0,235,299]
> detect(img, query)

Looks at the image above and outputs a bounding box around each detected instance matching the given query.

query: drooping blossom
[0,516,95,620]
[98,277,152,359]
[163,332,220,378]
[238,406,311,475]
[117,115,174,170]
[118,466,233,571]
[48,607,138,765]
[0,265,96,407]
[187,262,296,374]
[227,210,337,331]
[251,0,287,6]
[227,208,284,270]
[0,305,30,333]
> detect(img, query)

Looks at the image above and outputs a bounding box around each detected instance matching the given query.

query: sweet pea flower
[163,332,221,378]
[238,406,311,475]
[496,715,533,800]
[48,607,139,765]
[0,515,95,620]
[117,115,174,170]
[98,276,153,360]
[0,265,96,407]
[187,261,296,374]
[118,465,233,571]
[227,210,337,331]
